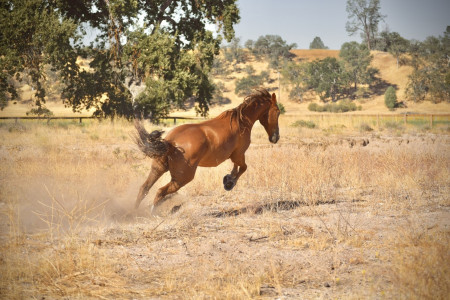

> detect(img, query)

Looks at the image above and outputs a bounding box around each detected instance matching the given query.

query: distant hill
[1,49,449,117]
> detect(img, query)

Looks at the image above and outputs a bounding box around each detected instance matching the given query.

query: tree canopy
[406,27,450,103]
[346,0,385,50]
[309,37,328,49]
[339,41,377,91]
[0,0,240,119]
[249,35,297,69]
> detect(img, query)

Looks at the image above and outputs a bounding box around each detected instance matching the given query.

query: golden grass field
[0,50,449,298]
[0,116,449,299]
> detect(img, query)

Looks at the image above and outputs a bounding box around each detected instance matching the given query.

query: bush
[385,86,398,110]
[308,100,361,113]
[308,103,323,112]
[359,122,373,132]
[291,120,316,129]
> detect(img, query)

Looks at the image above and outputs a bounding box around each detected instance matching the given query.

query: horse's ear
[271,93,277,104]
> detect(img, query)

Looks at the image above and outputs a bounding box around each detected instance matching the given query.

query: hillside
[1,50,449,117]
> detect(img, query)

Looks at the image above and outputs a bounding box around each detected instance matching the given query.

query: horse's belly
[198,154,229,167]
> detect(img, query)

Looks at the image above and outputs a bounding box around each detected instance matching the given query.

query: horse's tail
[133,120,170,159]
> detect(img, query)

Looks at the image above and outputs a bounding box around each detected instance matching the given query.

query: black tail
[133,120,169,158]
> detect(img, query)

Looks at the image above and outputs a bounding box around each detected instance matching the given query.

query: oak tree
[0,0,240,120]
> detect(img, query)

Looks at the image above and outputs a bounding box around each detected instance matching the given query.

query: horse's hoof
[224,181,235,191]
[223,174,232,185]
[223,175,236,191]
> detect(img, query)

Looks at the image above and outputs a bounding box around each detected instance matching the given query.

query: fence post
[173,117,176,125]
[79,117,82,124]
[430,114,433,128]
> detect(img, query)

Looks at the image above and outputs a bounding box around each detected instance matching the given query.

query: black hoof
[223,175,236,191]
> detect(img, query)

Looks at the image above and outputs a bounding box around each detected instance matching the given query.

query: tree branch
[157,0,175,25]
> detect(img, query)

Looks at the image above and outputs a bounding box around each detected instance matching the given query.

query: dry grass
[0,118,449,299]
[290,49,340,62]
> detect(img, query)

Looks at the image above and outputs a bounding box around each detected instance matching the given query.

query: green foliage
[309,37,328,49]
[244,39,254,50]
[0,0,80,109]
[234,71,270,97]
[223,37,247,66]
[124,29,219,119]
[277,102,286,114]
[250,35,297,69]
[308,100,362,113]
[406,27,450,103]
[26,106,54,117]
[376,31,410,68]
[210,81,228,106]
[384,86,398,110]
[306,57,350,101]
[281,41,377,103]
[307,103,322,112]
[211,56,229,76]
[0,0,240,120]
[339,42,377,91]
[359,122,373,132]
[281,61,308,102]
[291,120,316,129]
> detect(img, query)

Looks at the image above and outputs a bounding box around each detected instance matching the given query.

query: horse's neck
[241,101,268,127]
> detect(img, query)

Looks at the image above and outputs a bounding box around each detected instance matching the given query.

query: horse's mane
[218,89,272,133]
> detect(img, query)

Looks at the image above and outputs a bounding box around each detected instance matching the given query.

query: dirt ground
[0,121,449,299]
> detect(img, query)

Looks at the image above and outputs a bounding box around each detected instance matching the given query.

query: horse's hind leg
[135,158,168,209]
[151,164,196,214]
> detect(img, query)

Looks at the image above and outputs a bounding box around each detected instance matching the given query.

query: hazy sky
[233,0,450,49]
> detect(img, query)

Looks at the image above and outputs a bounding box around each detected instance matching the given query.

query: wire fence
[1,114,449,129]
[292,114,450,129]
[0,116,203,125]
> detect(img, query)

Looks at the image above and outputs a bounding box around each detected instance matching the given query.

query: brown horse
[134,89,280,213]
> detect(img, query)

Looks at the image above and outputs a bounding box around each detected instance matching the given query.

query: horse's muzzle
[270,132,280,144]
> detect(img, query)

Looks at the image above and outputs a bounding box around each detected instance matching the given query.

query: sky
[232,0,450,49]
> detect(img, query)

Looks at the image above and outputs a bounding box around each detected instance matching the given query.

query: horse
[133,89,280,213]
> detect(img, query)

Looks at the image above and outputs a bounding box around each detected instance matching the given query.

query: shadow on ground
[209,199,337,218]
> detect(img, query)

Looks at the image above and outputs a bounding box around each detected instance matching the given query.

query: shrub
[308,100,361,113]
[359,122,373,132]
[291,120,316,129]
[385,86,398,110]
[308,103,323,112]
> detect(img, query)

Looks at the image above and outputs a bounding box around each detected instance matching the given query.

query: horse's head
[259,93,280,144]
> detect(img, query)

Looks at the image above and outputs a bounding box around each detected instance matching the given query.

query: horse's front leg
[223,155,247,191]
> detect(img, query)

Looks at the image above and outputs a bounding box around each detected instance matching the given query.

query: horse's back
[164,119,238,167]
